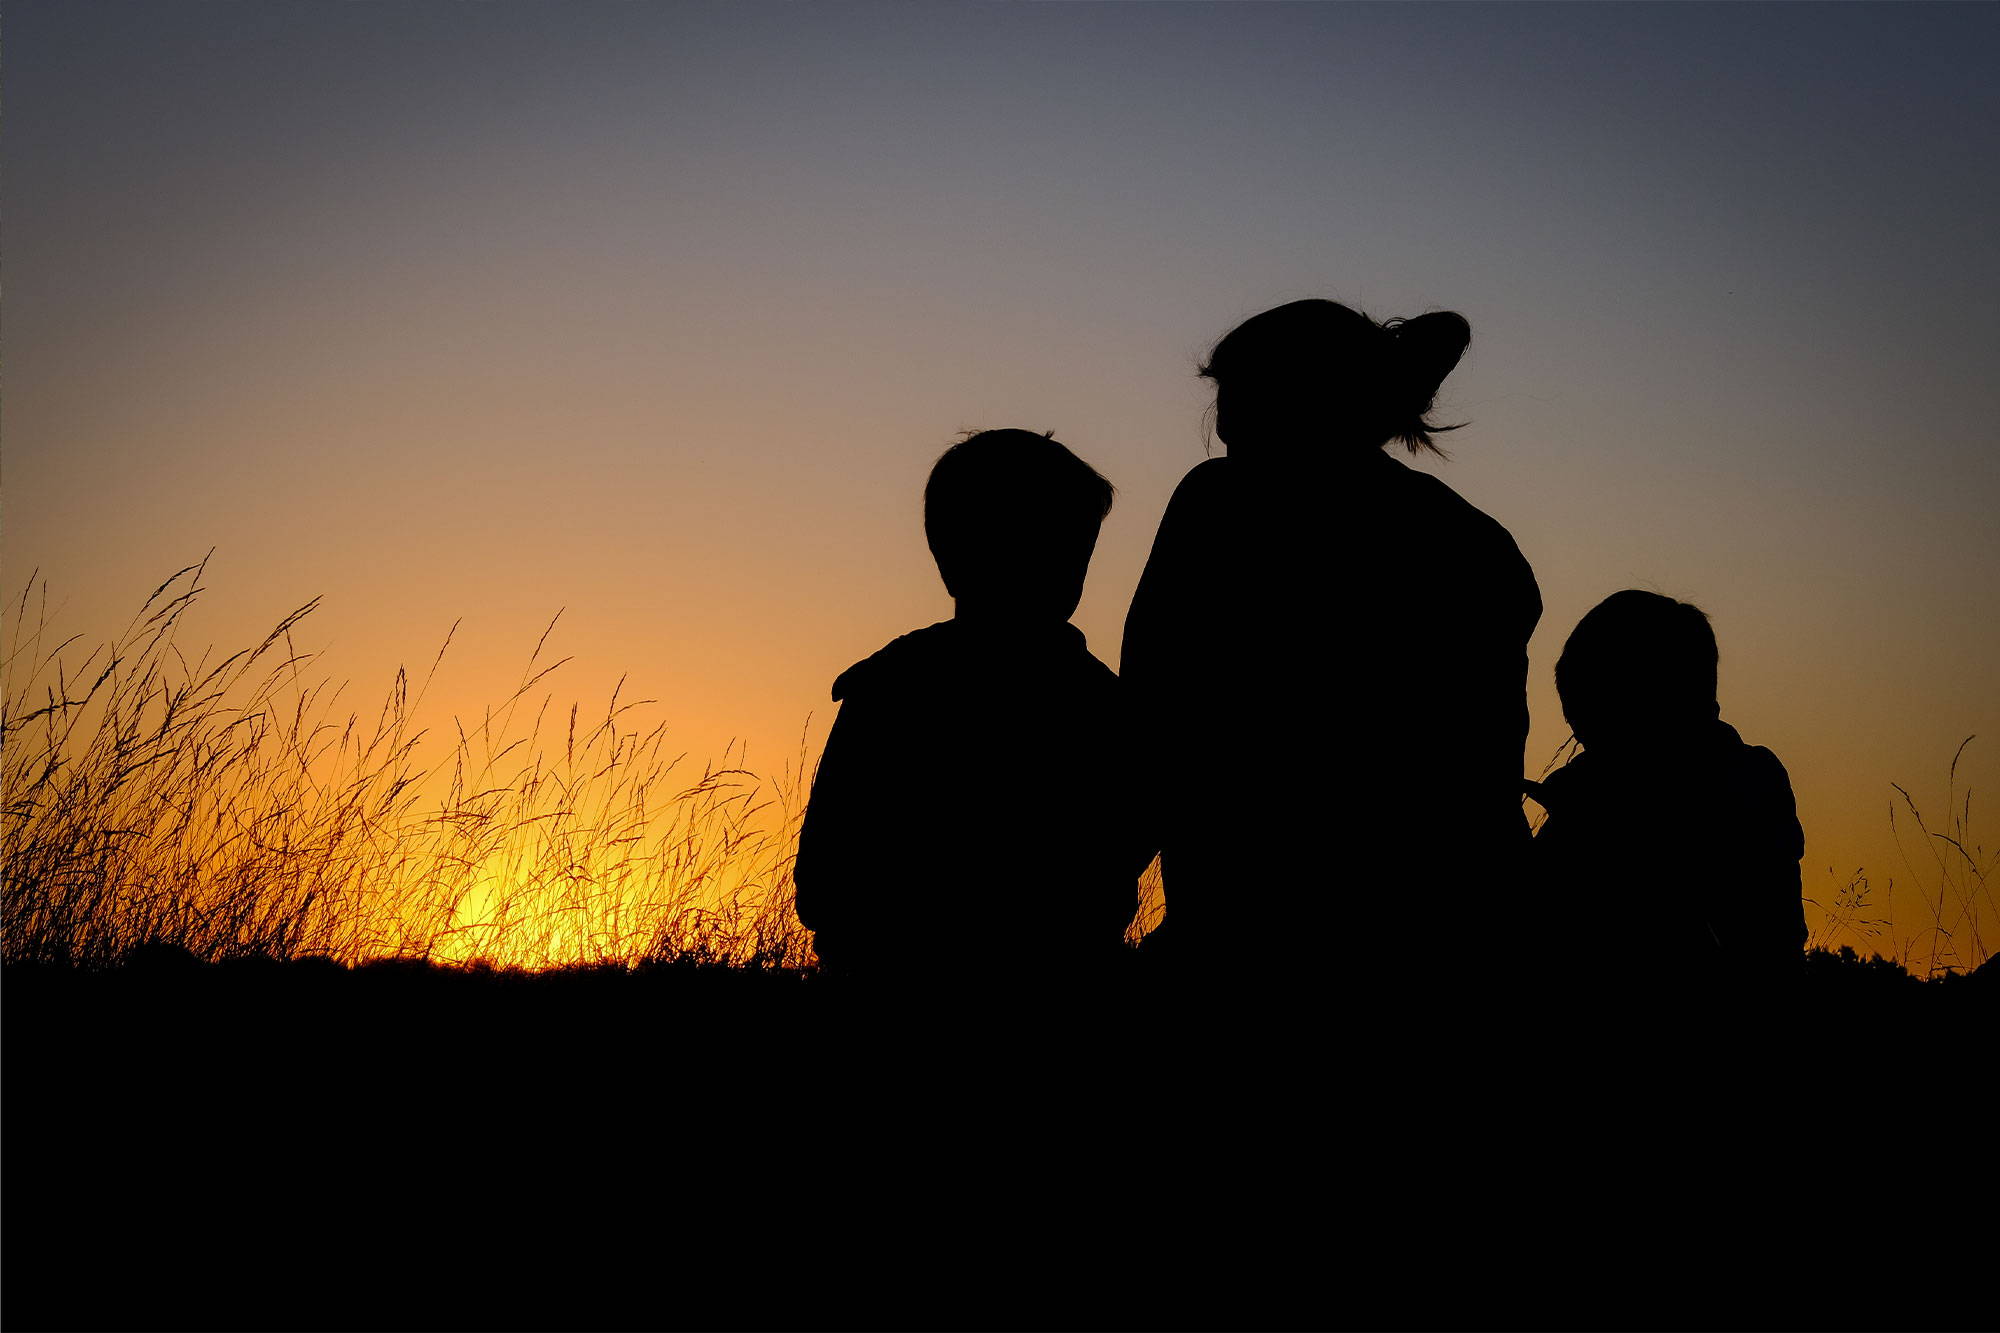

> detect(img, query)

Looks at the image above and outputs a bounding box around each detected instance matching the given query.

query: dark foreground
[5,949,1991,1332]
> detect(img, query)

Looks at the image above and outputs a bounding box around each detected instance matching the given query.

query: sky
[6,2,1997,965]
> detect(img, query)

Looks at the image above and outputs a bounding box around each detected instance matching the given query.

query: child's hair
[1198,299,1471,456]
[1556,590,1719,728]
[924,429,1114,600]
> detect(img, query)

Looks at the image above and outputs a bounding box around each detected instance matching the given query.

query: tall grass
[1888,736,1995,978]
[1,560,810,970]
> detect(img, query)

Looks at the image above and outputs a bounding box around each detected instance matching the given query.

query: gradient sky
[7,2,1997,963]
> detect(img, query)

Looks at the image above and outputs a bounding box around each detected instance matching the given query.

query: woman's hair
[1198,299,1472,456]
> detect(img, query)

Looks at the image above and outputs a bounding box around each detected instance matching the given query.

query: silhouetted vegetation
[2,561,810,972]
[4,941,1988,1331]
[1889,736,1996,976]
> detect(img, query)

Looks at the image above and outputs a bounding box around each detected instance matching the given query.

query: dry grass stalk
[1,561,810,971]
[1888,736,1995,978]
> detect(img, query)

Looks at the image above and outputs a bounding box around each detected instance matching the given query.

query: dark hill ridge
[3,949,1990,1331]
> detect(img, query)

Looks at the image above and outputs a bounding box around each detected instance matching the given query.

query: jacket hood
[831,619,1089,702]
[831,622,951,702]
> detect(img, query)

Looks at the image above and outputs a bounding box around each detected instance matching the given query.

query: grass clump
[1888,736,1995,978]
[1,559,810,971]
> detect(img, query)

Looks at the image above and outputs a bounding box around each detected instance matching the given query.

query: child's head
[1556,590,1720,751]
[924,429,1114,621]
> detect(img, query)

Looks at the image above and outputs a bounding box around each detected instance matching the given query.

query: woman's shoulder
[1387,457,1533,552]
[1150,457,1237,538]
[1388,456,1502,522]
[1168,456,1233,502]
[1381,458,1541,622]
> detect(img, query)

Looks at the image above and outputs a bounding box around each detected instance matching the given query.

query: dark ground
[4,949,1991,1331]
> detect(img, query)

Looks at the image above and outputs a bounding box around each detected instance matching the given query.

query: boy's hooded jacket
[794,618,1153,975]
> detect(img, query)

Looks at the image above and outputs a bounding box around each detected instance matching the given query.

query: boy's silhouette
[1529,590,1806,996]
[794,430,1153,984]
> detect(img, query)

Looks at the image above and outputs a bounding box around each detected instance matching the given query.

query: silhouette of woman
[1121,300,1540,997]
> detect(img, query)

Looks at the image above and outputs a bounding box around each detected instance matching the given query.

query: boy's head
[1556,590,1720,751]
[924,429,1114,621]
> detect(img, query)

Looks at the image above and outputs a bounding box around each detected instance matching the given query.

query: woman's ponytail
[1383,311,1471,456]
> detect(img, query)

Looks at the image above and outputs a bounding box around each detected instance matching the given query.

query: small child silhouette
[794,429,1153,984]
[1528,590,1806,995]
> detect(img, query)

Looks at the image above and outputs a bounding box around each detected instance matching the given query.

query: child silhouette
[1528,591,1806,996]
[794,430,1153,984]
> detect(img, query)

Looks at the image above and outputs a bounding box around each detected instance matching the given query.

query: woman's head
[1199,299,1471,458]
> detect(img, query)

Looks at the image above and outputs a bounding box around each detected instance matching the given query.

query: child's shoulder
[1708,722,1805,855]
[830,620,1111,704]
[830,621,957,702]
[1711,722,1796,797]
